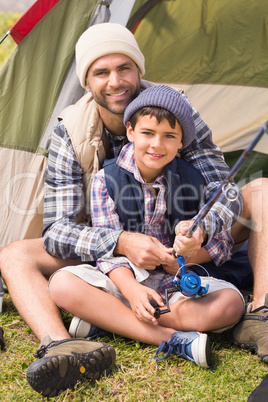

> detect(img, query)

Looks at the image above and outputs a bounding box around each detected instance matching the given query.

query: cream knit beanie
[76,23,145,88]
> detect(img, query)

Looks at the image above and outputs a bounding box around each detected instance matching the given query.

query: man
[0,22,268,397]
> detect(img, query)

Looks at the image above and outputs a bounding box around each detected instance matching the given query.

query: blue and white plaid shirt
[43,95,242,264]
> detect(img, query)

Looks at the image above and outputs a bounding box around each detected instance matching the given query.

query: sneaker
[154,331,211,368]
[26,335,116,398]
[231,293,268,363]
[69,316,111,339]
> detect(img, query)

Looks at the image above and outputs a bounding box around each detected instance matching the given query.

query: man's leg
[244,178,268,309]
[0,238,76,340]
[231,177,268,362]
[0,239,116,397]
[231,177,268,308]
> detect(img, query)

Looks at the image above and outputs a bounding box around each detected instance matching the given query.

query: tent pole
[0,31,10,45]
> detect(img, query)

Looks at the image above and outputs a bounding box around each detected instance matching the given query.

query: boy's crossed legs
[49,266,244,367]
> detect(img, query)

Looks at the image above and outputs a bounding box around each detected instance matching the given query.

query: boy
[49,85,244,369]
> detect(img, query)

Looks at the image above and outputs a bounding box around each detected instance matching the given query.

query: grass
[1,292,267,401]
[0,11,267,401]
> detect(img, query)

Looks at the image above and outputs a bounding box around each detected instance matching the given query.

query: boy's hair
[124,84,196,148]
[129,106,179,130]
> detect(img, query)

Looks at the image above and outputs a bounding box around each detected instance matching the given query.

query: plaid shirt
[43,93,242,263]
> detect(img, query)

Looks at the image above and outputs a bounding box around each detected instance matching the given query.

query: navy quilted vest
[103,156,204,242]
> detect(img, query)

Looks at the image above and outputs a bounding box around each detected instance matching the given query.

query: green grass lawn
[1,292,267,401]
[1,11,267,402]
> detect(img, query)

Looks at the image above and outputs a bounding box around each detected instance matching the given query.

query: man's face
[86,54,141,115]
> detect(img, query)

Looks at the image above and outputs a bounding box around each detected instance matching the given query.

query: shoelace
[154,337,189,361]
[34,340,58,358]
[248,306,268,321]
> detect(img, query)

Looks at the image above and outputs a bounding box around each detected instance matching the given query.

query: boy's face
[126,114,183,183]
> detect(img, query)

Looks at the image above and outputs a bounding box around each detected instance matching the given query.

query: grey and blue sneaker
[69,316,111,339]
[154,331,211,368]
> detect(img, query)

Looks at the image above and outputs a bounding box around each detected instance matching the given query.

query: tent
[0,0,267,248]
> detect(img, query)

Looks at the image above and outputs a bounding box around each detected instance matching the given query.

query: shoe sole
[232,339,268,363]
[191,333,211,368]
[26,344,116,398]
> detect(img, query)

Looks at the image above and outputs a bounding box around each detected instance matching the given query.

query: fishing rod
[154,120,268,319]
[185,120,268,238]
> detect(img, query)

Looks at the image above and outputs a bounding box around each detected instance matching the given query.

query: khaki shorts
[50,256,244,333]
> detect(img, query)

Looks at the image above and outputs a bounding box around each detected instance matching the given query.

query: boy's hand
[127,283,164,325]
[162,249,180,275]
[173,220,206,257]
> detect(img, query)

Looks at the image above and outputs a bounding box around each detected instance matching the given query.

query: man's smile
[107,90,128,98]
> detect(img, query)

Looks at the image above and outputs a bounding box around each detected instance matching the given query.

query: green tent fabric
[130,0,268,87]
[129,0,268,181]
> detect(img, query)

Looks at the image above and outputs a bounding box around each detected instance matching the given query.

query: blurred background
[0,0,34,12]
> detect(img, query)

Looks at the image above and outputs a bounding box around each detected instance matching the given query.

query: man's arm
[180,94,243,242]
[42,122,122,261]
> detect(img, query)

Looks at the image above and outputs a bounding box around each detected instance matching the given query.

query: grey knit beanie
[124,85,196,148]
[76,23,145,88]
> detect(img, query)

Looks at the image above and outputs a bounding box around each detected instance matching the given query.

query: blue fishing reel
[154,254,209,319]
[173,255,209,297]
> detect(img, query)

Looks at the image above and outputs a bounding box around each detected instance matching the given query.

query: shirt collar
[104,127,127,142]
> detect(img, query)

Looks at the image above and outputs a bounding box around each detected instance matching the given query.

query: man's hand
[114,232,174,270]
[173,220,206,258]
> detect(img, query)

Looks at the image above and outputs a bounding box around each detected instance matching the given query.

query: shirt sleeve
[91,169,134,274]
[42,122,122,261]
[204,229,234,266]
[180,93,243,243]
[90,169,123,230]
